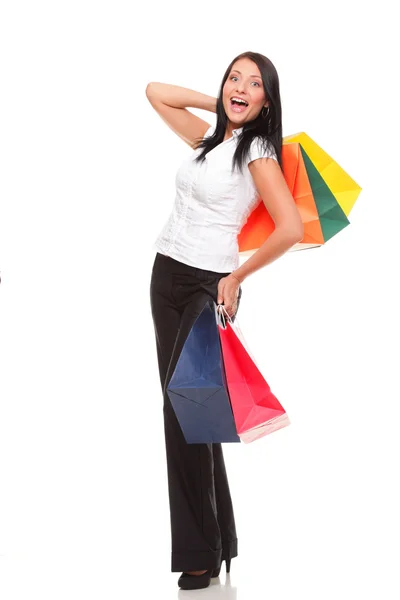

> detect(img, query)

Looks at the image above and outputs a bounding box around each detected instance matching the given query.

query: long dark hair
[193,51,283,174]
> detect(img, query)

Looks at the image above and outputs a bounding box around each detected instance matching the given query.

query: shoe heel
[211,557,231,578]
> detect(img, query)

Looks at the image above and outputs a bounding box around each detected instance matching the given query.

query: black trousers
[149,251,243,572]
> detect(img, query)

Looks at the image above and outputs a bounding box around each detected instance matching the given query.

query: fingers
[217,276,240,317]
[217,278,225,305]
[223,289,239,317]
[223,300,238,318]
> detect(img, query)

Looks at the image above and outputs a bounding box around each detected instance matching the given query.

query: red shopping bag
[216,304,290,443]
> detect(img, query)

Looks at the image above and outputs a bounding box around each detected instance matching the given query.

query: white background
[1,1,399,598]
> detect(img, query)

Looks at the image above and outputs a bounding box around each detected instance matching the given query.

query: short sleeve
[247,137,278,165]
[203,125,215,139]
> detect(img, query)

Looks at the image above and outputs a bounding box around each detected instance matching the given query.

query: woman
[146,51,303,590]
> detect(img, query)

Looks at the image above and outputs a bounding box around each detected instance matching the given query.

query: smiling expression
[223,58,269,126]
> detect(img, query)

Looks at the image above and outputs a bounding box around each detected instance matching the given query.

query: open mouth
[230,97,249,113]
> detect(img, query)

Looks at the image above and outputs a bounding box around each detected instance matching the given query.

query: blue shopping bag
[167,299,240,444]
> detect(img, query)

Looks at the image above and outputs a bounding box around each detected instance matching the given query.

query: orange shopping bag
[238,142,324,254]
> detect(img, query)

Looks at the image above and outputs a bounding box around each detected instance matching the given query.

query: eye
[230,76,260,87]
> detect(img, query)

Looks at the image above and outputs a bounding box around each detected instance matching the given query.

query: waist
[153,251,232,277]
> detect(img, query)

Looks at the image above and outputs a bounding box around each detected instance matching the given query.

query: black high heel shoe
[177,569,213,590]
[211,557,231,578]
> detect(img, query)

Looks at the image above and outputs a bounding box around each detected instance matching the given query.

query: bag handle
[217,304,233,328]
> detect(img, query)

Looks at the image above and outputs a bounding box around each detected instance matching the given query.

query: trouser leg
[162,292,223,571]
[150,253,241,572]
[212,443,238,561]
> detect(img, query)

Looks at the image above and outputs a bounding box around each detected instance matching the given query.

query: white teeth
[231,97,248,106]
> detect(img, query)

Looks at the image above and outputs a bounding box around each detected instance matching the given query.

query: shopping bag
[238,142,323,254]
[217,304,290,443]
[167,299,240,444]
[238,132,362,256]
[283,131,362,216]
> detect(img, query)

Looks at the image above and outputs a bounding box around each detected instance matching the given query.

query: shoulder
[192,124,215,153]
[246,136,282,191]
[204,125,215,139]
[247,136,278,165]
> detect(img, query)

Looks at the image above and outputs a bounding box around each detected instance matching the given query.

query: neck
[224,124,241,141]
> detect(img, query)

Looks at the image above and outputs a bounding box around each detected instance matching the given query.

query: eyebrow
[231,69,262,79]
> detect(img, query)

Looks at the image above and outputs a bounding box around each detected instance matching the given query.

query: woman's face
[222,58,268,127]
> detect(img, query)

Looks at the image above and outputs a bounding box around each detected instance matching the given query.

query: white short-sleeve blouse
[153,124,278,273]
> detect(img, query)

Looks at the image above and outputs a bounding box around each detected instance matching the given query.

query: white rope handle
[217,303,233,327]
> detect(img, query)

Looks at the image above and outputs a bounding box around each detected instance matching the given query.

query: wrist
[230,272,243,285]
